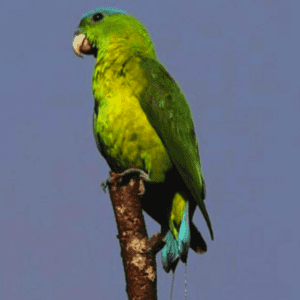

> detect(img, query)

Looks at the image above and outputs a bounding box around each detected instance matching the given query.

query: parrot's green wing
[138,56,214,240]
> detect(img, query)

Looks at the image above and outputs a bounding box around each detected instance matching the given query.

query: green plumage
[73,7,213,272]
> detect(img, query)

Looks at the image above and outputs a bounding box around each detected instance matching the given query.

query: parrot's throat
[96,36,155,66]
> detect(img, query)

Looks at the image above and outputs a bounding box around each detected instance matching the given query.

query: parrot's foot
[118,169,149,196]
[102,169,150,196]
[101,179,110,193]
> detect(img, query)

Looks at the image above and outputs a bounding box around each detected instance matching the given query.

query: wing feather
[137,56,214,240]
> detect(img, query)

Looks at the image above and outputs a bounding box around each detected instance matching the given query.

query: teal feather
[162,202,191,273]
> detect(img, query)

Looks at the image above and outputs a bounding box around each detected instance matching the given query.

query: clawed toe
[103,169,149,195]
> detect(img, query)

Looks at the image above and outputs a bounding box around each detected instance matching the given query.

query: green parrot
[73,7,214,273]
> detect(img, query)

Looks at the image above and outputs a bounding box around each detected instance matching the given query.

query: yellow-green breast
[92,55,172,183]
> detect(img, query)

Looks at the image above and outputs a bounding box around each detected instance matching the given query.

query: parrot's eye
[92,13,104,22]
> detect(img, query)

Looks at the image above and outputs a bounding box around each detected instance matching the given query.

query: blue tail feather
[162,231,180,273]
[162,202,190,273]
[177,201,190,262]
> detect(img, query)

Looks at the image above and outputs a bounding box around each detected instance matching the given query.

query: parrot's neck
[92,37,156,105]
[96,34,156,68]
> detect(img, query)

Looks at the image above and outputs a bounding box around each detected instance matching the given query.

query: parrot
[73,7,214,273]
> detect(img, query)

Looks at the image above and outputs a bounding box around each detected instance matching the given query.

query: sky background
[0,0,299,299]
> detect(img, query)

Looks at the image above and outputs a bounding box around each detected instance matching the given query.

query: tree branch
[106,171,165,300]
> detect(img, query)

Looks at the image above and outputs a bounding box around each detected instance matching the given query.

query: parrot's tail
[161,201,208,273]
[162,202,190,273]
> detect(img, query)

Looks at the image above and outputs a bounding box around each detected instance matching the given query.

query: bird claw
[101,179,110,193]
[102,169,149,196]
[119,169,149,196]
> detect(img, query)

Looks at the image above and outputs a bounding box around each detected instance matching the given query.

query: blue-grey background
[1,0,299,299]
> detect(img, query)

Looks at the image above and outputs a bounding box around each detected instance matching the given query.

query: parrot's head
[73,7,156,59]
